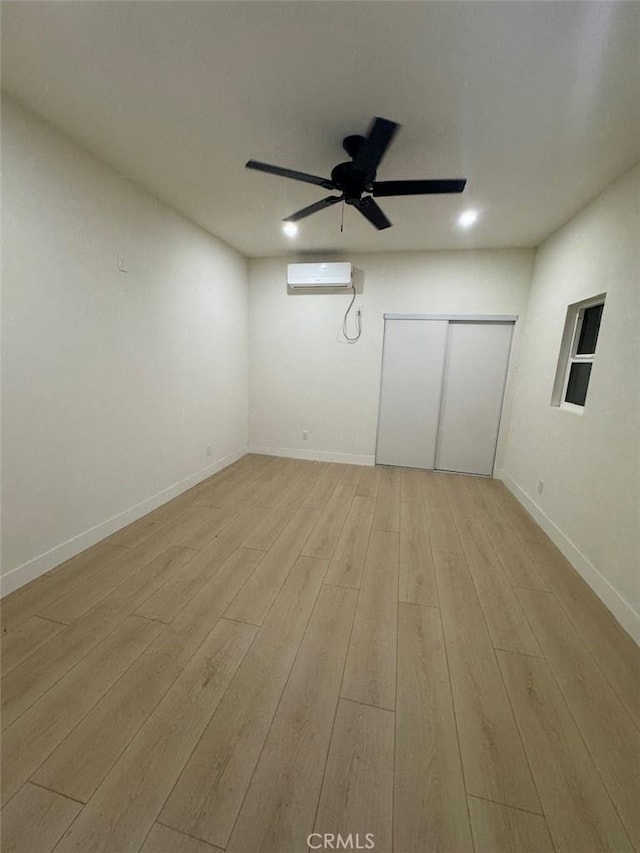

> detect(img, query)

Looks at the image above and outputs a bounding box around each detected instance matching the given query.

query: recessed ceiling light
[457,209,479,229]
[282,222,298,238]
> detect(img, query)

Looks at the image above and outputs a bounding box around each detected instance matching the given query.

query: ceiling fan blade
[353,196,392,230]
[373,179,467,196]
[352,117,399,177]
[246,160,335,190]
[283,195,343,222]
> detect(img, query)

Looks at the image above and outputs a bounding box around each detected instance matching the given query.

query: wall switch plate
[537,479,544,494]
[302,430,309,441]
[117,253,127,273]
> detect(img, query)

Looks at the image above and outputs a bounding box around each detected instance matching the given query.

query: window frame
[552,294,606,413]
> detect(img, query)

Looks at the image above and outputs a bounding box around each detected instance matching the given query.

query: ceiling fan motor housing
[332,137,376,201]
[330,162,373,202]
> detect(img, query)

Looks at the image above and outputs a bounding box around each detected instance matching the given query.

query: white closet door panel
[435,322,513,476]
[376,319,448,468]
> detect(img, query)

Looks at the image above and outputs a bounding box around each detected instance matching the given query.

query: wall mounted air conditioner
[287,262,352,289]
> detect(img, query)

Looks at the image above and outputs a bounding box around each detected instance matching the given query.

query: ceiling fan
[245,117,466,230]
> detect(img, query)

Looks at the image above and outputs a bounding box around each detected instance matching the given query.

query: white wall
[248,250,534,465]
[1,99,249,591]
[501,163,640,642]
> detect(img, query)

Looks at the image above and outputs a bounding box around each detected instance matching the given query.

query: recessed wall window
[551,295,605,411]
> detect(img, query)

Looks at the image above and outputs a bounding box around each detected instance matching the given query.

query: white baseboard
[496,468,640,645]
[1,447,248,598]
[248,445,375,466]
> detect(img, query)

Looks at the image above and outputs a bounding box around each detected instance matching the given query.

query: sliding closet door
[435,322,513,476]
[376,319,448,468]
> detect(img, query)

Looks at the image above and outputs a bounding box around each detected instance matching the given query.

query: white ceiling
[2,1,639,257]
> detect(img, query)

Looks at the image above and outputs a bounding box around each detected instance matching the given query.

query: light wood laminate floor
[1,455,639,853]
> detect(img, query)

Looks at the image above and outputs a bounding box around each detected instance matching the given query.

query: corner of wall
[2,99,252,595]
[495,468,640,645]
[0,447,249,598]
[248,446,375,466]
[498,164,640,646]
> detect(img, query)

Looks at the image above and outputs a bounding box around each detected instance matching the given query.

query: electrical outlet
[206,444,212,457]
[117,252,127,273]
[537,479,544,494]
[302,430,309,441]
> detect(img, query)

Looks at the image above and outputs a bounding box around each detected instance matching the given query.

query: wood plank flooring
[1,454,638,853]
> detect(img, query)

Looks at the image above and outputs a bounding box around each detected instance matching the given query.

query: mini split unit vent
[287,262,352,289]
